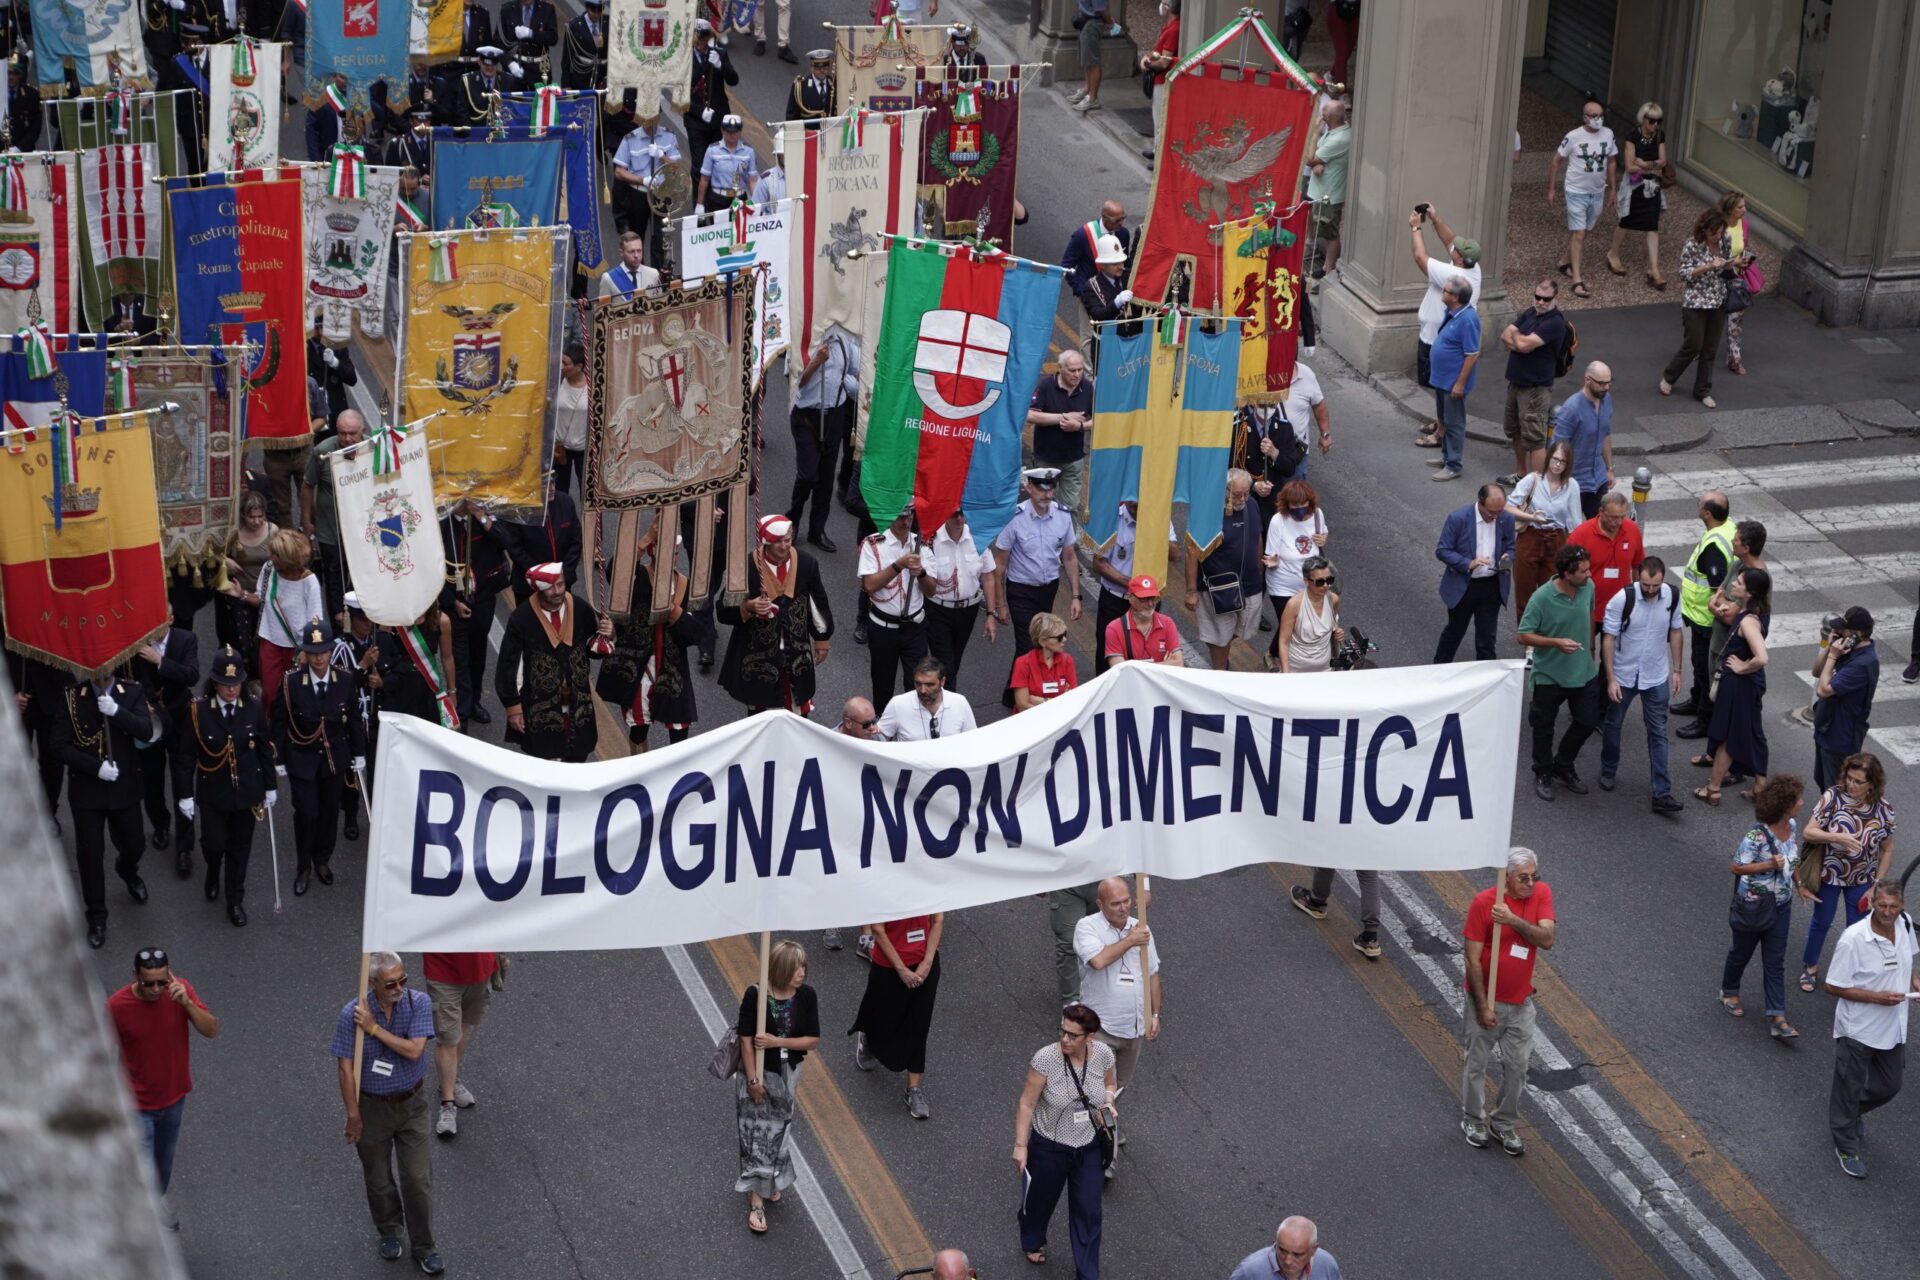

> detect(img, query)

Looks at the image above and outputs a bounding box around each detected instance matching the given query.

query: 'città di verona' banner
[363,661,1523,951]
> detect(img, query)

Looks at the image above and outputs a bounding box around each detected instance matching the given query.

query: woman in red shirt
[1009,612,1079,711]
[849,914,945,1119]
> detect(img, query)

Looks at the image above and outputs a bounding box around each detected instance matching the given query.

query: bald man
[1229,1216,1343,1279]
[1550,361,1616,519]
[1074,876,1161,1177]
[1061,200,1130,299]
[931,1249,972,1280]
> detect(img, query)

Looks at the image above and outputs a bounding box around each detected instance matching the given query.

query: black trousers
[866,615,928,706]
[200,805,257,906]
[1434,576,1503,663]
[1529,674,1605,777]
[925,600,981,691]
[168,579,214,630]
[1004,579,1061,708]
[787,404,847,537]
[341,735,375,821]
[28,719,65,817]
[293,770,345,873]
[1830,1036,1904,1157]
[315,539,351,626]
[1094,590,1128,657]
[73,803,145,925]
[140,747,192,849]
[1686,618,1714,716]
[454,588,500,720]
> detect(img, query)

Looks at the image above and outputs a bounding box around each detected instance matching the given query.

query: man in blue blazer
[1434,484,1516,663]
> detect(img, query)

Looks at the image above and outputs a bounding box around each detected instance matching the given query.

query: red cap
[1128,574,1160,598]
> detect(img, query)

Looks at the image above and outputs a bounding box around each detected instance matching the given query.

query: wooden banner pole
[755,930,772,1041]
[1134,873,1153,1031]
[350,950,372,1103]
[1483,876,1507,1015]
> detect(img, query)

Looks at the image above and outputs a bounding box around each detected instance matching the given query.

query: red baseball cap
[1128,574,1160,598]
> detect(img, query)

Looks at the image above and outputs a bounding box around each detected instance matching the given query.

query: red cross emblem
[913,309,1010,419]
[659,351,687,409]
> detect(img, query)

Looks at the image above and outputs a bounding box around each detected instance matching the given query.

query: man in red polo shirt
[1566,491,1643,629]
[1460,849,1555,1157]
[1104,575,1186,667]
[107,945,220,1227]
[424,951,498,1138]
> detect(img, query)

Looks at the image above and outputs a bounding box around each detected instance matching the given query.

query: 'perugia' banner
[861,239,1056,544]
[167,170,311,448]
[1133,12,1316,310]
[1219,202,1310,404]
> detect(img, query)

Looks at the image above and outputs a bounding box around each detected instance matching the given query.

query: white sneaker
[452,1079,476,1108]
[435,1102,458,1138]
[1067,87,1086,104]
[854,1033,875,1071]
[1072,97,1102,114]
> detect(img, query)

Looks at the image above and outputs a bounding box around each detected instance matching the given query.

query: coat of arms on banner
[587,274,750,510]
[123,350,238,585]
[27,0,150,92]
[0,155,81,337]
[366,485,424,578]
[1220,203,1309,404]
[834,22,943,114]
[211,41,285,172]
[330,416,447,622]
[915,66,1020,247]
[609,0,693,113]
[440,302,519,408]
[301,163,400,343]
[677,198,791,380]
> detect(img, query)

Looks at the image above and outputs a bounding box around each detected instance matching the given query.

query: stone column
[1778,0,1920,328]
[1027,0,1140,87]
[1316,0,1528,375]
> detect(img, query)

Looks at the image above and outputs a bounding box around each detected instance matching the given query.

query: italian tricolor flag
[860,240,1056,546]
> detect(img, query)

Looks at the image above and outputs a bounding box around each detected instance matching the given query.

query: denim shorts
[1564,189,1605,231]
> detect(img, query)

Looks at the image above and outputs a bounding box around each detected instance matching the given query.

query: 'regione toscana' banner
[362,661,1523,952]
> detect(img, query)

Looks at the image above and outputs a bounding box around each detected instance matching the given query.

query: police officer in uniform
[273,619,366,896]
[49,671,156,949]
[697,113,755,213]
[174,646,276,926]
[859,508,932,706]
[684,18,738,178]
[130,622,201,873]
[610,115,681,251]
[944,25,988,78]
[334,593,387,842]
[451,46,522,128]
[989,468,1084,707]
[559,0,607,91]
[784,49,834,124]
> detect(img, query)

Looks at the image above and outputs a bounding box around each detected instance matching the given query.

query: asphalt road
[47,2,1920,1277]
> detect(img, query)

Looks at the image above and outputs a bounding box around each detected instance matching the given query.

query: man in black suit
[6,60,42,152]
[498,0,558,71]
[272,619,366,896]
[684,18,737,178]
[105,292,160,342]
[451,46,523,127]
[500,476,583,607]
[131,626,201,871]
[173,645,276,925]
[558,0,607,91]
[48,672,156,949]
[443,501,514,726]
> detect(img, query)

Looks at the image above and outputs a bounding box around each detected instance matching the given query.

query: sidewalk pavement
[1370,297,1920,456]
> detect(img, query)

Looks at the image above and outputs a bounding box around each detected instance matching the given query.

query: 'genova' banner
[364,660,1523,951]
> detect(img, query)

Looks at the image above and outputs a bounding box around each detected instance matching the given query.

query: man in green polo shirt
[1518,543,1602,802]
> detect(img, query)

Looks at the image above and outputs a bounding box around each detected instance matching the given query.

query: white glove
[509,60,525,79]
[708,49,723,68]
[351,756,367,773]
[264,789,278,809]
[98,760,121,782]
[1302,345,1317,357]
[275,764,287,778]
[647,144,663,158]
[515,23,532,39]
[167,0,184,9]
[178,798,196,820]
[96,692,120,717]
[321,348,338,368]
[1115,289,1134,307]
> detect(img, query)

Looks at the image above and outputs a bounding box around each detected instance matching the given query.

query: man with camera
[1811,607,1880,791]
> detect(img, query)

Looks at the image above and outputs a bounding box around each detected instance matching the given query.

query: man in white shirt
[1073,876,1160,1176]
[1274,361,1332,485]
[877,657,976,742]
[1825,880,1918,1178]
[922,510,998,691]
[858,509,929,706]
[1598,558,1685,813]
[1548,97,1618,301]
[1408,205,1483,447]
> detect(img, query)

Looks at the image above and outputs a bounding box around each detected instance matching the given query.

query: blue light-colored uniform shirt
[613,126,681,182]
[794,330,855,410]
[330,988,435,1096]
[752,165,786,208]
[993,499,1077,586]
[700,139,758,197]
[1551,390,1613,494]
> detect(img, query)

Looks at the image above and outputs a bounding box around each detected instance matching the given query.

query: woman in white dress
[1276,555,1343,674]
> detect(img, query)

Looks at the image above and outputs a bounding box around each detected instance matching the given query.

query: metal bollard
[1631,465,1652,529]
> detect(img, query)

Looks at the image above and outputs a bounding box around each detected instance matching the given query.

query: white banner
[209,41,284,173]
[302,162,402,343]
[329,420,446,625]
[608,0,694,115]
[363,661,1522,952]
[678,197,792,381]
[80,143,162,263]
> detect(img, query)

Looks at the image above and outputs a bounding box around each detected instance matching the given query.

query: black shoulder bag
[1728,825,1782,934]
[1065,1049,1118,1169]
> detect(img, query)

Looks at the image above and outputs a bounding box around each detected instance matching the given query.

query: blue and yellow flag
[1086,319,1242,585]
[430,129,565,231]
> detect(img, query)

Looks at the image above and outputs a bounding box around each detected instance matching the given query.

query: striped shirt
[1027,1040,1115,1147]
[330,988,434,1096]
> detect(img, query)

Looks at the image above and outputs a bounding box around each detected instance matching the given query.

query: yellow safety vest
[1680,518,1734,626]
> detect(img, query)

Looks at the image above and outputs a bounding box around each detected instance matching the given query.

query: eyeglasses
[1644,113,1663,122]
[1586,376,1612,388]
[136,978,171,990]
[378,975,409,990]
[845,717,877,730]
[136,948,168,968]
[1308,576,1334,587]
[1059,1027,1089,1041]
[1534,294,1555,303]
[928,713,941,740]
[1511,872,1539,883]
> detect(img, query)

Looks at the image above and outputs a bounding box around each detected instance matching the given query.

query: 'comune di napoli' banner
[364,661,1523,952]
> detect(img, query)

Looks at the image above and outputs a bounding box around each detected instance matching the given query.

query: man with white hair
[931,1248,973,1280]
[1229,1215,1343,1279]
[333,951,443,1273]
[1460,848,1556,1157]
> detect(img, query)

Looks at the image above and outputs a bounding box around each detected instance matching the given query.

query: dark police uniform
[48,675,155,947]
[174,647,276,925]
[273,621,367,892]
[130,625,201,870]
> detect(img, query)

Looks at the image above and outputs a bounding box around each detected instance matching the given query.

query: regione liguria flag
[860,240,1055,545]
[328,418,446,625]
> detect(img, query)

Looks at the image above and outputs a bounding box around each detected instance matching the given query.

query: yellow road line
[1421,871,1842,1280]
[1263,867,1662,1278]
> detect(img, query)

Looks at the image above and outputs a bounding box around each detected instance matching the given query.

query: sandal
[1649,274,1668,291]
[1571,281,1592,299]
[1799,968,1818,994]
[1738,787,1758,801]
[1693,785,1721,807]
[747,1206,768,1234]
[1770,1020,1800,1041]
[1719,994,1744,1018]
[1026,1247,1048,1265]
[1728,358,1747,375]
[1557,262,1572,277]
[1690,753,1714,768]
[1700,395,1717,408]
[1415,435,1442,448]
[1606,255,1626,276]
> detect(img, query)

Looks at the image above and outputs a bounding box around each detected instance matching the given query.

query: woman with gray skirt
[735,940,820,1235]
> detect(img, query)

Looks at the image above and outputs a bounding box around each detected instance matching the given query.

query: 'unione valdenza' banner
[363,661,1523,951]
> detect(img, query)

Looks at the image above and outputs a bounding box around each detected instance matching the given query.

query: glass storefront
[1685,0,1830,231]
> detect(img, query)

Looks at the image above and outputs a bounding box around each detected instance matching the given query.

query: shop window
[1685,0,1829,231]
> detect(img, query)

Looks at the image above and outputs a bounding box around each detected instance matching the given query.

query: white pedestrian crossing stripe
[1654,453,1920,498]
[1866,725,1920,768]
